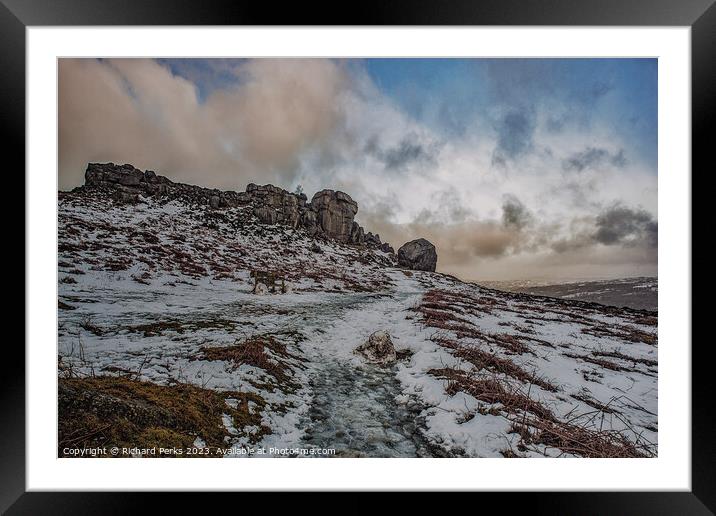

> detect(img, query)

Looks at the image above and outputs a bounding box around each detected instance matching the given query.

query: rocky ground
[57,165,658,458]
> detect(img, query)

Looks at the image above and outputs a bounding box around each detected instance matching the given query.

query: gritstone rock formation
[81,162,389,250]
[310,189,358,243]
[397,238,438,272]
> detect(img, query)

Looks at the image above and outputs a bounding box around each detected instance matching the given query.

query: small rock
[354,331,397,365]
[253,282,269,295]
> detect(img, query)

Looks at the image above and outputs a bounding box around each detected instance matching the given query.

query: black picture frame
[5,0,711,511]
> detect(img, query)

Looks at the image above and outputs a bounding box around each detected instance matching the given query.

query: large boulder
[397,238,437,272]
[310,190,358,242]
[354,331,397,365]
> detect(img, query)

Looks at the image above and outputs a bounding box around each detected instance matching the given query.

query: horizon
[58,58,657,282]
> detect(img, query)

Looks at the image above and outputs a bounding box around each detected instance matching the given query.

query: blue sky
[363,58,657,170]
[60,58,658,280]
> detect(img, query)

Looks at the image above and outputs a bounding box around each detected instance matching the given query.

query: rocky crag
[82,162,394,253]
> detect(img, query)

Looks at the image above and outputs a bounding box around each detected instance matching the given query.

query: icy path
[301,357,430,457]
[258,274,446,457]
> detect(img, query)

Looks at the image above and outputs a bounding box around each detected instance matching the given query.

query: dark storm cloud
[550,204,657,254]
[562,147,627,172]
[594,205,657,247]
[364,134,440,171]
[501,194,532,230]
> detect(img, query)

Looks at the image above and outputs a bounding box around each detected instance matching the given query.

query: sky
[58,58,657,282]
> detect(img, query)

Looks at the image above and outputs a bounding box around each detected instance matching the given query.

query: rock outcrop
[397,238,438,272]
[354,331,397,365]
[81,162,389,250]
[310,190,358,243]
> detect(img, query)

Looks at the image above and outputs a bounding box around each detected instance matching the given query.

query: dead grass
[592,350,657,368]
[631,314,658,327]
[563,352,626,372]
[570,393,617,413]
[420,289,499,315]
[194,336,299,389]
[510,417,651,458]
[127,318,237,337]
[58,300,76,311]
[58,376,267,457]
[79,316,104,336]
[582,325,657,346]
[429,367,556,422]
[429,365,655,458]
[416,291,539,355]
[432,336,557,392]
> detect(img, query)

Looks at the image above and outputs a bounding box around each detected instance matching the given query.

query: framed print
[7,0,712,511]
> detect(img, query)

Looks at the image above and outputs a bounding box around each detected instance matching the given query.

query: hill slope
[57,166,658,458]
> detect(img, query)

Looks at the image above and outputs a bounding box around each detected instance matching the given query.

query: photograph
[56,57,659,459]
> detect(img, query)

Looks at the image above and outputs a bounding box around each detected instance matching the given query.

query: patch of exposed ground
[58,376,267,457]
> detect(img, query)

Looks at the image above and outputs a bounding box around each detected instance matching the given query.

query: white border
[27,27,691,491]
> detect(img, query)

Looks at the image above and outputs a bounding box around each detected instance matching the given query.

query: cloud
[562,147,627,172]
[363,133,440,171]
[59,58,658,282]
[593,204,658,247]
[549,204,657,255]
[59,58,349,190]
[501,194,532,230]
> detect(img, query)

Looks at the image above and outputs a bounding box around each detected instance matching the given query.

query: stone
[114,191,139,204]
[85,163,163,190]
[354,331,397,365]
[253,282,269,295]
[350,221,365,245]
[254,206,279,225]
[310,189,358,242]
[301,209,318,228]
[80,162,395,251]
[143,170,157,183]
[246,184,301,227]
[397,238,437,272]
[364,231,381,247]
[379,242,394,254]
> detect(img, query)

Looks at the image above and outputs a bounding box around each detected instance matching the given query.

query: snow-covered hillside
[58,187,658,458]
